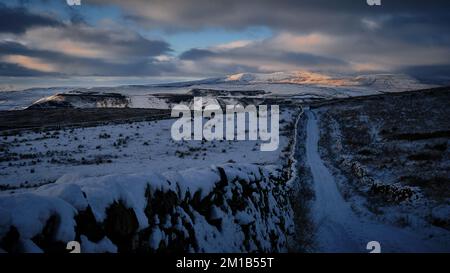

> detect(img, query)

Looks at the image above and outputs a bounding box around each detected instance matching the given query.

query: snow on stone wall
[0,164,294,253]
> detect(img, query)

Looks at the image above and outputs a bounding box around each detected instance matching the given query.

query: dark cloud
[178,39,350,76]
[0,1,174,77]
[86,0,450,34]
[0,41,176,77]
[63,25,171,60]
[0,41,63,60]
[400,64,450,85]
[0,4,61,34]
[180,49,217,60]
[181,46,346,66]
[280,52,347,67]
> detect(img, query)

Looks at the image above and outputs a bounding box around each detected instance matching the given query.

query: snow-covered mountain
[0,71,436,110]
[29,92,130,109]
[220,71,432,90]
[222,71,353,86]
[353,74,433,91]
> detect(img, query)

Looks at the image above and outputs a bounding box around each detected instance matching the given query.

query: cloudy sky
[0,0,449,89]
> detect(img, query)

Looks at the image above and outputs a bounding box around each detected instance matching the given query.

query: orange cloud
[54,40,106,59]
[270,32,334,54]
[2,55,57,72]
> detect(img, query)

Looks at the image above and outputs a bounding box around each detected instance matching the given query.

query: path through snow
[305,110,446,253]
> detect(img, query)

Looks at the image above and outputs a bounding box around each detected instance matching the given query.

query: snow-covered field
[311,88,450,252]
[306,110,449,252]
[0,108,297,189]
[0,93,299,253]
[0,71,447,253]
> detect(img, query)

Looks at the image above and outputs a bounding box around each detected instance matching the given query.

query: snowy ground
[305,110,449,252]
[0,73,446,253]
[0,108,297,190]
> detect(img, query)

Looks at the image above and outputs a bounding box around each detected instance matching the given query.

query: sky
[0,0,449,89]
